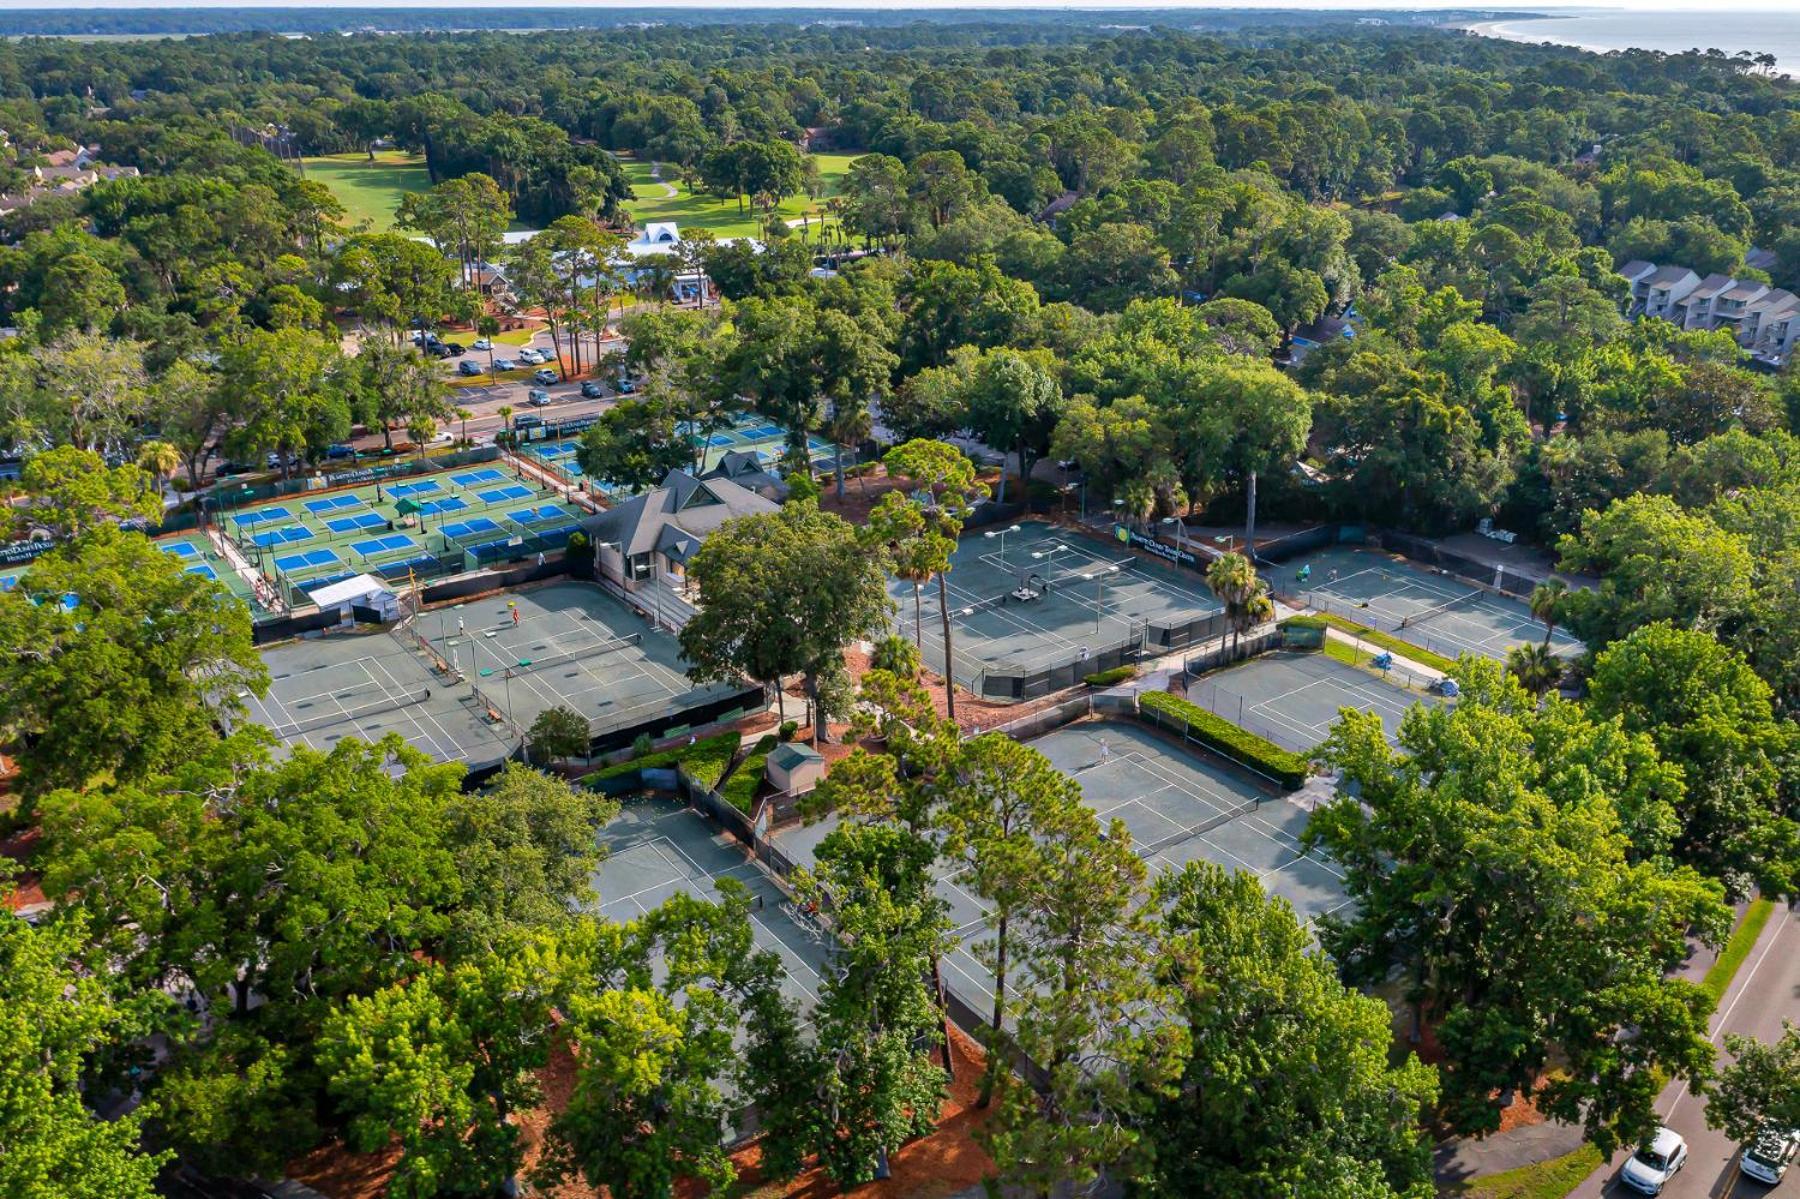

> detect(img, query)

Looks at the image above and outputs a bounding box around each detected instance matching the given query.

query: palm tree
[1507,641,1563,696]
[1207,551,1261,653]
[1529,579,1568,650]
[826,398,873,501]
[496,405,514,444]
[408,416,436,461]
[453,407,472,446]
[136,439,181,498]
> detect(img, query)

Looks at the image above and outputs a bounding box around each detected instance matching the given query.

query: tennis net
[1040,557,1136,592]
[508,633,642,674]
[1399,587,1486,629]
[1136,798,1260,859]
[274,687,430,736]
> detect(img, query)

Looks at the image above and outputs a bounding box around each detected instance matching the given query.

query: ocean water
[1470,10,1800,76]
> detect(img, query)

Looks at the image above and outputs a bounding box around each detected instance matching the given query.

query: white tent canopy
[306,573,396,614]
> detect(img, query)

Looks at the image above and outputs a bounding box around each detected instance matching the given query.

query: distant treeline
[0,6,1500,39]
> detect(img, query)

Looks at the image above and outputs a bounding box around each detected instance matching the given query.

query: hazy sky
[0,0,1792,10]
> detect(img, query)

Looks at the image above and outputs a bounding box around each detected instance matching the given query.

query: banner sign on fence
[0,536,55,566]
[1114,524,1198,569]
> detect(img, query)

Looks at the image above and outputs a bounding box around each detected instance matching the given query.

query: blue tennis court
[450,468,505,486]
[274,548,341,573]
[304,495,364,516]
[442,516,504,540]
[325,511,385,533]
[0,574,17,591]
[349,533,418,557]
[478,484,533,503]
[252,525,313,548]
[419,496,468,515]
[160,540,203,559]
[387,480,442,499]
[509,504,566,524]
[184,563,219,581]
[234,506,292,529]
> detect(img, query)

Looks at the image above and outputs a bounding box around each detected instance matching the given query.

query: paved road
[1571,902,1800,1198]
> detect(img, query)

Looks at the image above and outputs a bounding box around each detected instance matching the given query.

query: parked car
[471,337,492,351]
[443,342,465,356]
[580,380,605,398]
[517,348,542,365]
[1621,1127,1687,1195]
[493,358,516,371]
[527,389,553,407]
[533,368,558,385]
[615,375,637,394]
[458,359,484,376]
[1742,1128,1800,1186]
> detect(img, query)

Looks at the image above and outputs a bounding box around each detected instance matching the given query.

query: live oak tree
[1588,622,1800,898]
[679,501,891,743]
[0,523,266,797]
[959,346,1063,505]
[541,888,796,1199]
[526,704,590,770]
[319,935,569,1199]
[575,396,693,492]
[1307,660,1730,1152]
[1705,1024,1800,1147]
[0,910,170,1199]
[1145,862,1439,1199]
[14,444,160,538]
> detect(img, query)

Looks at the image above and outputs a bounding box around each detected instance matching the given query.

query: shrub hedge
[1084,665,1138,687]
[721,734,778,814]
[587,730,741,791]
[1309,612,1460,675]
[1137,691,1311,790]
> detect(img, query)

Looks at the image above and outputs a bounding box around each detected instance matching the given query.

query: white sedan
[1621,1127,1688,1195]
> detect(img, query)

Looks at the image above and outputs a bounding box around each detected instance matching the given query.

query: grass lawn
[301,151,431,231]
[616,151,858,241]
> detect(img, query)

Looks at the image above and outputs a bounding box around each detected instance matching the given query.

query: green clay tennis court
[595,796,836,1019]
[898,521,1222,692]
[245,581,749,767]
[1184,648,1443,753]
[770,717,1351,1025]
[219,463,580,595]
[241,624,513,766]
[519,415,844,498]
[1284,545,1584,662]
[426,581,746,743]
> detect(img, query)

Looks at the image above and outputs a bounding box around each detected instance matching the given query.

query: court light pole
[1081,564,1120,634]
[984,523,1021,569]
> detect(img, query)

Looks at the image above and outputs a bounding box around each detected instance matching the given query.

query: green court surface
[769,717,1351,1024]
[220,464,580,595]
[617,152,856,241]
[896,521,1222,691]
[244,580,746,768]
[430,580,746,742]
[594,797,833,1019]
[299,151,430,231]
[152,532,277,617]
[519,414,842,498]
[1184,648,1442,754]
[1286,545,1584,663]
